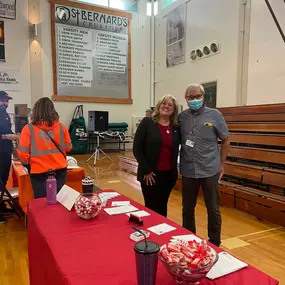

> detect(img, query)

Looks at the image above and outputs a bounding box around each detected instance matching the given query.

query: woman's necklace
[159,119,170,134]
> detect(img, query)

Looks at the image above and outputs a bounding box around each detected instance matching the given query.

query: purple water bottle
[46,170,57,205]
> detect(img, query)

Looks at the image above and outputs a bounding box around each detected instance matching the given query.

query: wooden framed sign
[0,0,16,20]
[50,0,132,104]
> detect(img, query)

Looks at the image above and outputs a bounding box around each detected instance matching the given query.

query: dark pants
[30,168,67,199]
[141,170,175,217]
[0,152,12,214]
[182,173,221,246]
[0,152,12,186]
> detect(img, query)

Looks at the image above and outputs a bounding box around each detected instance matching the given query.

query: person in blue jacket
[0,91,18,224]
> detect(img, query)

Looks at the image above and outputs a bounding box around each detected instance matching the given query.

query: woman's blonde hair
[152,94,179,126]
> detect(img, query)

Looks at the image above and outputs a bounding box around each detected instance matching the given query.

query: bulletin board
[50,0,132,104]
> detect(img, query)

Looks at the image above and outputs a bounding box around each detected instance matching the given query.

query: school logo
[55,6,70,23]
[76,128,87,140]
[0,71,18,85]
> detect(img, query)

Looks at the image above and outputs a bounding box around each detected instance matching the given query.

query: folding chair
[0,180,23,219]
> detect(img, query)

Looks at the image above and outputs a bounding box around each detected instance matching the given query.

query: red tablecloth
[7,162,85,213]
[28,190,279,285]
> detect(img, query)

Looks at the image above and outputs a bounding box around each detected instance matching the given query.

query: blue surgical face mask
[188,99,203,110]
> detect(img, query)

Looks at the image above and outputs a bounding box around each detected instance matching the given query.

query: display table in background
[88,131,133,153]
[28,190,279,285]
[7,162,85,214]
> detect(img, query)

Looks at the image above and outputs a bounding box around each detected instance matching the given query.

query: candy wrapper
[75,193,102,219]
[158,239,218,284]
[159,239,215,269]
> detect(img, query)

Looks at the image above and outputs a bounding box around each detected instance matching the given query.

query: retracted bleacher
[217,104,285,226]
[120,104,285,226]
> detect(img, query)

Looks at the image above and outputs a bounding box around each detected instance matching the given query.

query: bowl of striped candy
[74,177,102,219]
[158,239,218,285]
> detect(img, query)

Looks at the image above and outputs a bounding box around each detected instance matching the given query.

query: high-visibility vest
[17,121,72,174]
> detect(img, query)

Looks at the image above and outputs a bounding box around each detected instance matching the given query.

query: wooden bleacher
[217,103,285,226]
[119,103,285,227]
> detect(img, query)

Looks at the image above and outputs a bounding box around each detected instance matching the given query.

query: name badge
[186,139,195,148]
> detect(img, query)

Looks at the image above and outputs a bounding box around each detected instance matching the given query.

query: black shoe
[208,239,221,247]
[0,215,7,224]
[0,204,15,215]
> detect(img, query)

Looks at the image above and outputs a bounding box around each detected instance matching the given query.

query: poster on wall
[0,0,16,20]
[0,68,20,92]
[166,4,186,68]
[50,0,132,104]
[0,21,5,61]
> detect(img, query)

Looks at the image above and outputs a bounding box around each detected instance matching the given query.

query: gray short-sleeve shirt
[179,107,229,179]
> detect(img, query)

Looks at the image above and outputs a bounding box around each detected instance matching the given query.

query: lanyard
[187,107,204,135]
[188,110,198,135]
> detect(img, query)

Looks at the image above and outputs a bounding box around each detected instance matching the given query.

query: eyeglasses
[185,94,203,101]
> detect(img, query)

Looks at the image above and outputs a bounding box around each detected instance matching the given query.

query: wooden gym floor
[0,152,284,285]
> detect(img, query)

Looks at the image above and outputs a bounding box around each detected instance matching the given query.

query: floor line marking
[235,227,284,238]
[246,231,285,243]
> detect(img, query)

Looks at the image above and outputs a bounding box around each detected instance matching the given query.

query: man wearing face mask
[178,83,230,246]
[0,91,18,224]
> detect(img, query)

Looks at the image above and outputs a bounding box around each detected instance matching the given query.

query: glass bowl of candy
[158,239,218,285]
[75,193,102,219]
[75,177,102,219]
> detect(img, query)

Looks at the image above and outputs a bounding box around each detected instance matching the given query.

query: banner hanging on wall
[166,4,186,68]
[0,68,20,92]
[0,0,16,20]
[50,0,132,104]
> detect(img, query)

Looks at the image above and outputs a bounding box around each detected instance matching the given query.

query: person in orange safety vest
[17,97,72,198]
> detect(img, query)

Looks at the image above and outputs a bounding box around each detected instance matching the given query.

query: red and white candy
[75,195,102,219]
[159,239,215,269]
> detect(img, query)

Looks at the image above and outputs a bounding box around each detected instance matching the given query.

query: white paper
[148,223,176,235]
[206,252,248,280]
[98,192,120,204]
[112,201,130,206]
[99,192,120,206]
[126,210,151,218]
[104,205,138,216]
[57,185,80,211]
[171,234,202,243]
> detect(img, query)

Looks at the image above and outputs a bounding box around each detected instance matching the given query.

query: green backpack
[68,105,88,154]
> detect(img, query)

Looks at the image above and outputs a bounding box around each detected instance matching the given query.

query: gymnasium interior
[0,0,284,285]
